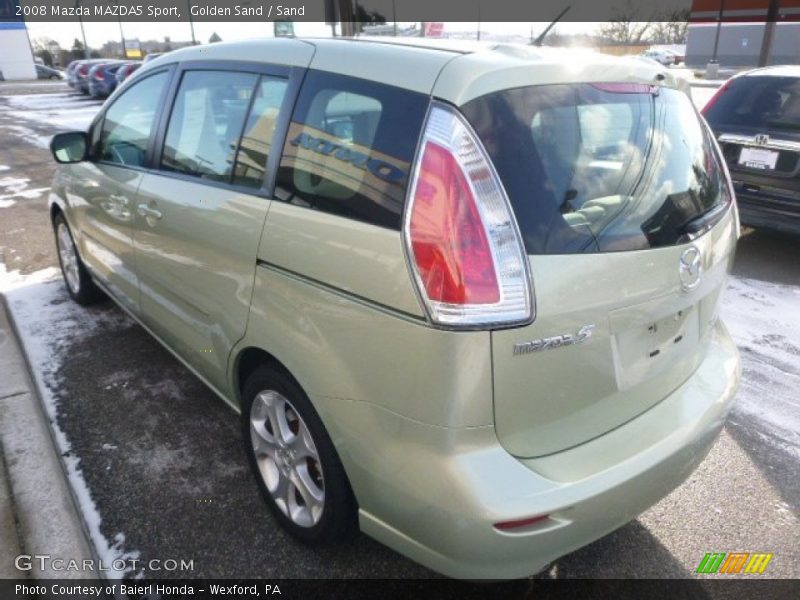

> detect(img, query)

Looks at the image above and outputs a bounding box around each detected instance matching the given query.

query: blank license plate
[739,147,779,170]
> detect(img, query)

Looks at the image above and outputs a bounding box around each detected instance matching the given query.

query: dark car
[88,62,124,98]
[703,66,800,235]
[36,64,64,80]
[114,61,142,86]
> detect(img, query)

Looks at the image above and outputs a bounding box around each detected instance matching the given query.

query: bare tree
[598,0,656,44]
[649,10,691,44]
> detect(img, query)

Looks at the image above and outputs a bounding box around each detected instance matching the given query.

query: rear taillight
[94,70,104,80]
[403,102,533,328]
[701,79,732,115]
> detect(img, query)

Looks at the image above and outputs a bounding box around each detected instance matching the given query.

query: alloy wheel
[249,390,325,527]
[57,222,80,294]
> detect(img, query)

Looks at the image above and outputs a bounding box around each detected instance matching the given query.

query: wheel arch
[232,346,297,409]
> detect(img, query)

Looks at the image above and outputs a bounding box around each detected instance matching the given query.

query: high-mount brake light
[404,102,533,328]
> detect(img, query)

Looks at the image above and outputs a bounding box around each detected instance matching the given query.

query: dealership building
[0,0,36,80]
[687,0,800,67]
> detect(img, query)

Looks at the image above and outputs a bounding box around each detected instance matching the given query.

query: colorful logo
[696,552,773,574]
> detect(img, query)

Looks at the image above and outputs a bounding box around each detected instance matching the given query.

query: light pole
[187,0,197,44]
[112,0,125,58]
[76,0,89,58]
[707,0,726,79]
[476,1,481,41]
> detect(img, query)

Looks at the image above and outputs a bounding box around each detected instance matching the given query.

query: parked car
[47,39,740,580]
[65,60,83,88]
[88,62,125,98]
[642,48,676,66]
[74,59,110,94]
[36,64,64,80]
[704,66,800,235]
[142,52,162,63]
[114,61,142,86]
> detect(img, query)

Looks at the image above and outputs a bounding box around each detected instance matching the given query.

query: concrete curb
[0,294,96,580]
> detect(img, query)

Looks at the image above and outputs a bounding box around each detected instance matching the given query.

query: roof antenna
[533,6,572,47]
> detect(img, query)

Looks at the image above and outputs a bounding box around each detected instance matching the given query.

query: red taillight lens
[494,514,550,531]
[404,103,532,328]
[94,70,105,80]
[409,142,499,305]
[702,79,732,115]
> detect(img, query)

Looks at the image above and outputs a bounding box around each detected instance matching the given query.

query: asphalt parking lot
[0,79,798,582]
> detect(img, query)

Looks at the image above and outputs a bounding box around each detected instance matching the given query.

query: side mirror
[50,131,88,164]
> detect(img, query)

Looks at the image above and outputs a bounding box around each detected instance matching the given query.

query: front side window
[462,84,730,254]
[275,70,429,230]
[98,71,168,167]
[161,70,258,183]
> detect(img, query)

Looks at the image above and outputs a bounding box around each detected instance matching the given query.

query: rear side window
[161,70,258,183]
[98,71,168,167]
[704,75,800,131]
[275,70,429,230]
[461,84,730,254]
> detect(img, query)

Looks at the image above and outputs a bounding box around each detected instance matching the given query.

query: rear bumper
[357,320,740,579]
[736,191,800,234]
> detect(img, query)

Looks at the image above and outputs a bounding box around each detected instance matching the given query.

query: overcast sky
[25,21,601,49]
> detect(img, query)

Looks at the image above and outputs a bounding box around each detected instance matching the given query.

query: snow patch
[0,262,140,576]
[722,276,800,453]
[4,124,52,150]
[3,93,102,132]
[0,176,50,208]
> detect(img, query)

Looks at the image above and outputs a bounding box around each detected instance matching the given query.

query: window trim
[90,64,177,173]
[150,60,303,199]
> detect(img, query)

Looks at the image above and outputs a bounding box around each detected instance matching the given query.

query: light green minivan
[49,38,741,579]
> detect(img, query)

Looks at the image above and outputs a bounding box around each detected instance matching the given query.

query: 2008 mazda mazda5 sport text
[47,37,741,579]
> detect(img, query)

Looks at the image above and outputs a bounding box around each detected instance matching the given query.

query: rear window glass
[704,75,800,131]
[275,70,429,230]
[461,84,730,254]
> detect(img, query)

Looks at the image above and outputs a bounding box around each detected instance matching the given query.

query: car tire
[53,213,104,305]
[241,365,357,545]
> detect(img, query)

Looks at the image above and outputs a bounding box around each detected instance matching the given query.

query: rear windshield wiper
[680,202,728,235]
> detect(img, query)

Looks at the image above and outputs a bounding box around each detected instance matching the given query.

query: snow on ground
[4,124,54,150]
[0,175,50,208]
[722,276,800,456]
[0,263,141,576]
[3,93,102,132]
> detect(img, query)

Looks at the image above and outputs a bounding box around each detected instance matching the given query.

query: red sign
[424,22,444,37]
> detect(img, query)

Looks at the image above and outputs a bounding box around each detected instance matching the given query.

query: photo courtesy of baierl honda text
[0,0,798,598]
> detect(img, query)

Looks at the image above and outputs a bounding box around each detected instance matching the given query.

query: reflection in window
[463,85,728,254]
[99,72,168,167]
[232,76,289,189]
[275,70,429,230]
[161,70,257,183]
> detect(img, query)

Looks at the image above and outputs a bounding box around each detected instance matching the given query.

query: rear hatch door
[461,82,738,457]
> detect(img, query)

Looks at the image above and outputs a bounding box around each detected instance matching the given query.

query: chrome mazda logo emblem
[679,246,703,291]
